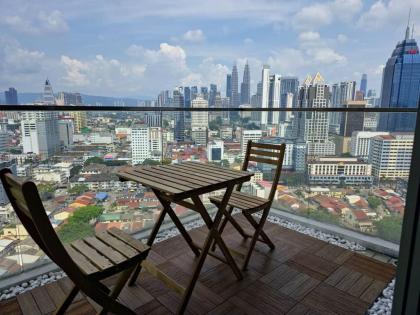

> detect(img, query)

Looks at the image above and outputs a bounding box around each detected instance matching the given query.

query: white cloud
[357,0,420,30]
[298,31,321,41]
[337,34,348,43]
[2,10,69,34]
[307,47,346,64]
[243,38,254,44]
[182,29,205,42]
[60,55,89,86]
[293,0,362,30]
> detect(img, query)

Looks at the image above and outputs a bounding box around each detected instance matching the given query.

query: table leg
[191,195,242,280]
[178,184,242,314]
[153,190,200,257]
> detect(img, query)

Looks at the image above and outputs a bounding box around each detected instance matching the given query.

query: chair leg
[243,212,275,250]
[54,285,79,315]
[99,267,135,315]
[242,208,271,270]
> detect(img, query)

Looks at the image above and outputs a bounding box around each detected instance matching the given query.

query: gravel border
[0,214,396,314]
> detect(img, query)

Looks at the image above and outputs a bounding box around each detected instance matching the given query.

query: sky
[0,0,419,99]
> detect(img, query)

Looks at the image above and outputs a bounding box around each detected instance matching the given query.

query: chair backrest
[0,169,85,281]
[242,140,286,202]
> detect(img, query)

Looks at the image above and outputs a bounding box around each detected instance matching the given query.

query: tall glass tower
[360,74,367,96]
[379,25,420,132]
[240,61,250,105]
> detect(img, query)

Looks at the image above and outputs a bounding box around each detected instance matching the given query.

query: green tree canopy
[367,196,382,209]
[374,215,402,243]
[68,184,89,195]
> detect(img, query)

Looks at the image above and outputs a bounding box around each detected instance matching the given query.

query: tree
[84,157,104,166]
[58,206,104,243]
[306,208,340,225]
[68,184,89,195]
[70,165,83,177]
[220,159,230,168]
[374,215,402,243]
[367,196,382,209]
[142,159,161,166]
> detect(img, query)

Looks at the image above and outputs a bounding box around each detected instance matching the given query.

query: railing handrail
[0,105,418,112]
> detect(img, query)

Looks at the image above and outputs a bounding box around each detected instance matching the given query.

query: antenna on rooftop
[405,8,412,40]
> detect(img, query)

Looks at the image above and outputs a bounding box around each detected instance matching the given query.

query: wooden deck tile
[1,214,395,315]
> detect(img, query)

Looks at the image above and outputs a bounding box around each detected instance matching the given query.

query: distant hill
[16,93,151,106]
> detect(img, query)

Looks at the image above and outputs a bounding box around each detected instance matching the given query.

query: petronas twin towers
[227,62,250,107]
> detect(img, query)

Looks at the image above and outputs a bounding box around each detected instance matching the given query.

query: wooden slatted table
[118,161,253,314]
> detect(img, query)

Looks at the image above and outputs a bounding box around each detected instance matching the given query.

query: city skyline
[0,0,419,98]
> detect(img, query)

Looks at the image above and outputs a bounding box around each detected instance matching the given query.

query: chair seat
[65,227,149,279]
[209,191,270,212]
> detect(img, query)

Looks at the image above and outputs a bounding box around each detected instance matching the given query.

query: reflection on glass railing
[0,110,414,280]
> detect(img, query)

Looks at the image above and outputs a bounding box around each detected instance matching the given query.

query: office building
[70,111,87,133]
[297,73,335,156]
[360,74,367,96]
[191,127,208,145]
[42,79,55,104]
[226,74,232,100]
[330,81,356,133]
[260,65,270,125]
[268,74,281,125]
[307,157,372,186]
[240,62,251,105]
[350,131,389,160]
[173,88,185,141]
[56,92,82,105]
[379,25,420,132]
[209,84,217,106]
[4,88,18,105]
[58,120,74,149]
[207,140,224,162]
[231,65,239,107]
[369,133,414,180]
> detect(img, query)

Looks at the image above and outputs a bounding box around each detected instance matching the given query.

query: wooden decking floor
[0,214,395,314]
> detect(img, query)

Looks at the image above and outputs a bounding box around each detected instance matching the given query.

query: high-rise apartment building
[297,73,335,156]
[4,88,18,105]
[350,131,389,160]
[240,129,262,157]
[340,100,366,137]
[58,120,74,149]
[207,140,224,162]
[379,25,420,132]
[260,65,270,125]
[240,62,250,105]
[131,125,150,165]
[369,133,414,180]
[191,95,208,129]
[70,112,87,133]
[21,111,60,159]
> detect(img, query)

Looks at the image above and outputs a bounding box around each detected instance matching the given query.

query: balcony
[0,214,396,314]
[0,106,417,314]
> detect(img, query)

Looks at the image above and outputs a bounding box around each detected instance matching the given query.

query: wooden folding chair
[0,169,150,315]
[209,140,286,270]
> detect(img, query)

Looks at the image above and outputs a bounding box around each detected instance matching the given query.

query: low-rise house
[344,209,374,233]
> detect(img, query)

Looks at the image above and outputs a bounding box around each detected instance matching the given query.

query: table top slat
[117,162,253,199]
[131,168,201,189]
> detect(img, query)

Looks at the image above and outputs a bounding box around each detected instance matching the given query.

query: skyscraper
[184,87,191,109]
[43,79,55,104]
[360,74,367,96]
[379,24,420,132]
[4,88,18,105]
[297,73,335,156]
[173,88,185,141]
[209,84,217,106]
[56,92,82,105]
[225,74,232,100]
[200,87,209,101]
[260,65,270,125]
[268,74,281,125]
[240,62,250,105]
[330,81,356,133]
[231,64,239,107]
